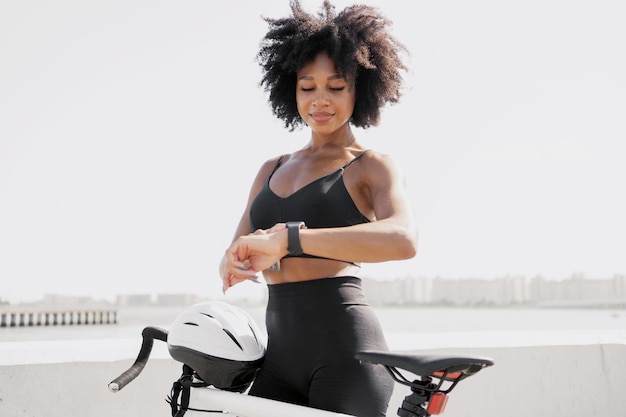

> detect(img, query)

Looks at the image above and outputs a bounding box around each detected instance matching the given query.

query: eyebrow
[298,74,344,81]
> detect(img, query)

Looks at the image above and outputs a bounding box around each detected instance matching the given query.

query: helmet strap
[167,364,216,417]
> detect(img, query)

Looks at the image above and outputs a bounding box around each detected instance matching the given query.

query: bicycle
[108,309,494,417]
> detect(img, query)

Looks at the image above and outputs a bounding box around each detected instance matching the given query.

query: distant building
[7,274,626,308]
[362,274,626,307]
[156,293,203,306]
[431,276,528,306]
[362,276,432,305]
[115,294,154,306]
[40,294,112,308]
[529,274,626,306]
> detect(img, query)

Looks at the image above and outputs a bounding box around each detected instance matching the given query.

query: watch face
[287,222,304,256]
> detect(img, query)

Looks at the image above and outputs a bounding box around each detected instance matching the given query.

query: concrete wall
[1,359,181,417]
[387,344,626,417]
[1,339,625,417]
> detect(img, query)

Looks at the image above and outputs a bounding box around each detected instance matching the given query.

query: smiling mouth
[311,112,333,122]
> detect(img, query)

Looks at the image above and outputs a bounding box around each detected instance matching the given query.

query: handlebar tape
[108,326,169,393]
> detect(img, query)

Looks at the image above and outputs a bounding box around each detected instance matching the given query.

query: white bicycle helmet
[167,301,267,392]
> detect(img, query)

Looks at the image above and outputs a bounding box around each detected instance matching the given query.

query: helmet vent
[183,322,199,326]
[248,324,260,343]
[200,313,215,319]
[222,328,244,351]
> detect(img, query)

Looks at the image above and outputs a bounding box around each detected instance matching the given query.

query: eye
[300,87,315,92]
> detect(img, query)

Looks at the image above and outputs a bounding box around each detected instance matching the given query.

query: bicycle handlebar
[108,326,169,393]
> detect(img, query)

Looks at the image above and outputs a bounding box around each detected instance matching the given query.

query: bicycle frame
[109,326,494,417]
[183,386,355,417]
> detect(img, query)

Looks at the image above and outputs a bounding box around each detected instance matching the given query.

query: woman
[220,1,417,416]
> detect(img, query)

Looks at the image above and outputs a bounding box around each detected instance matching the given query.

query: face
[296,52,356,135]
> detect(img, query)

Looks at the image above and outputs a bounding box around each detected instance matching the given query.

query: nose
[312,90,330,107]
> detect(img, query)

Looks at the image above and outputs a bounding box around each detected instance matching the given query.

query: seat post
[397,391,430,417]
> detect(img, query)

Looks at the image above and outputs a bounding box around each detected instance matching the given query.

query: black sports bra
[249,150,371,263]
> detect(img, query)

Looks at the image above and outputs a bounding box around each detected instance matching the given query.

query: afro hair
[257,0,408,130]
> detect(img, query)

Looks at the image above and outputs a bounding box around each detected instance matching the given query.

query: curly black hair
[257,0,408,131]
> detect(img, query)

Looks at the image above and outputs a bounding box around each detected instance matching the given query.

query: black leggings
[248,277,394,417]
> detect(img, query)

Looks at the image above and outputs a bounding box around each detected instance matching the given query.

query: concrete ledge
[387,344,626,417]
[0,338,171,366]
[385,329,626,350]
[4,329,625,366]
[1,335,625,417]
[0,358,182,417]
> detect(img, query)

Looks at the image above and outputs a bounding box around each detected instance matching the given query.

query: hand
[221,224,287,293]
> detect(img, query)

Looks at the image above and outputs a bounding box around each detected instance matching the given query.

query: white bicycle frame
[109,325,494,417]
[183,384,355,417]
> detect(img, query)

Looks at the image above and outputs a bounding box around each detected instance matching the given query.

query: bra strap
[268,155,286,180]
[342,149,370,169]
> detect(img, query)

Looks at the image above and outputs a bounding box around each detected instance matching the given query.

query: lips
[311,112,333,123]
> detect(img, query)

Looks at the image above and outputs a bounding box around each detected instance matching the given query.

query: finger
[239,268,259,280]
[269,262,280,272]
[222,274,232,294]
[229,256,258,280]
[246,275,261,284]
[268,223,287,233]
[225,247,247,271]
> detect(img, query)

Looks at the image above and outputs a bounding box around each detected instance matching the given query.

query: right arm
[219,157,282,292]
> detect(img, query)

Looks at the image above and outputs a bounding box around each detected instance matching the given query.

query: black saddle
[356,351,494,382]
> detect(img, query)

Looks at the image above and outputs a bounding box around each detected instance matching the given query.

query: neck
[308,124,357,150]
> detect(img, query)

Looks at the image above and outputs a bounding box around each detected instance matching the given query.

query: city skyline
[4,273,625,309]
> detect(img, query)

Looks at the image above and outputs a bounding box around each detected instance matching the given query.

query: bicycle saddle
[355,351,494,381]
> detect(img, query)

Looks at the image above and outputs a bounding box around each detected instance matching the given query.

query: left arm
[298,151,418,263]
[224,152,418,277]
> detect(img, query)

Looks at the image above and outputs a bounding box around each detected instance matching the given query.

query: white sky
[1,0,625,303]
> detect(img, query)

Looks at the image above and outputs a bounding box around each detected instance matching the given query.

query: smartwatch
[286,221,306,256]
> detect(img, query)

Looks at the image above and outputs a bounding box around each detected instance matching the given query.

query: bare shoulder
[358,149,396,165]
[254,154,285,180]
[246,154,286,197]
[356,150,405,181]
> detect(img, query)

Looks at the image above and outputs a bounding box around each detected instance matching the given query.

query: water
[2,305,625,343]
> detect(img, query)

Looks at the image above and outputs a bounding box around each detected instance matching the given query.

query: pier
[0,309,117,327]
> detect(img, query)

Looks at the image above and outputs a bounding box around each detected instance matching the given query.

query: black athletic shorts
[248,276,394,417]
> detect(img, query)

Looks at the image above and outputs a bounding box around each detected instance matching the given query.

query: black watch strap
[286,221,306,256]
